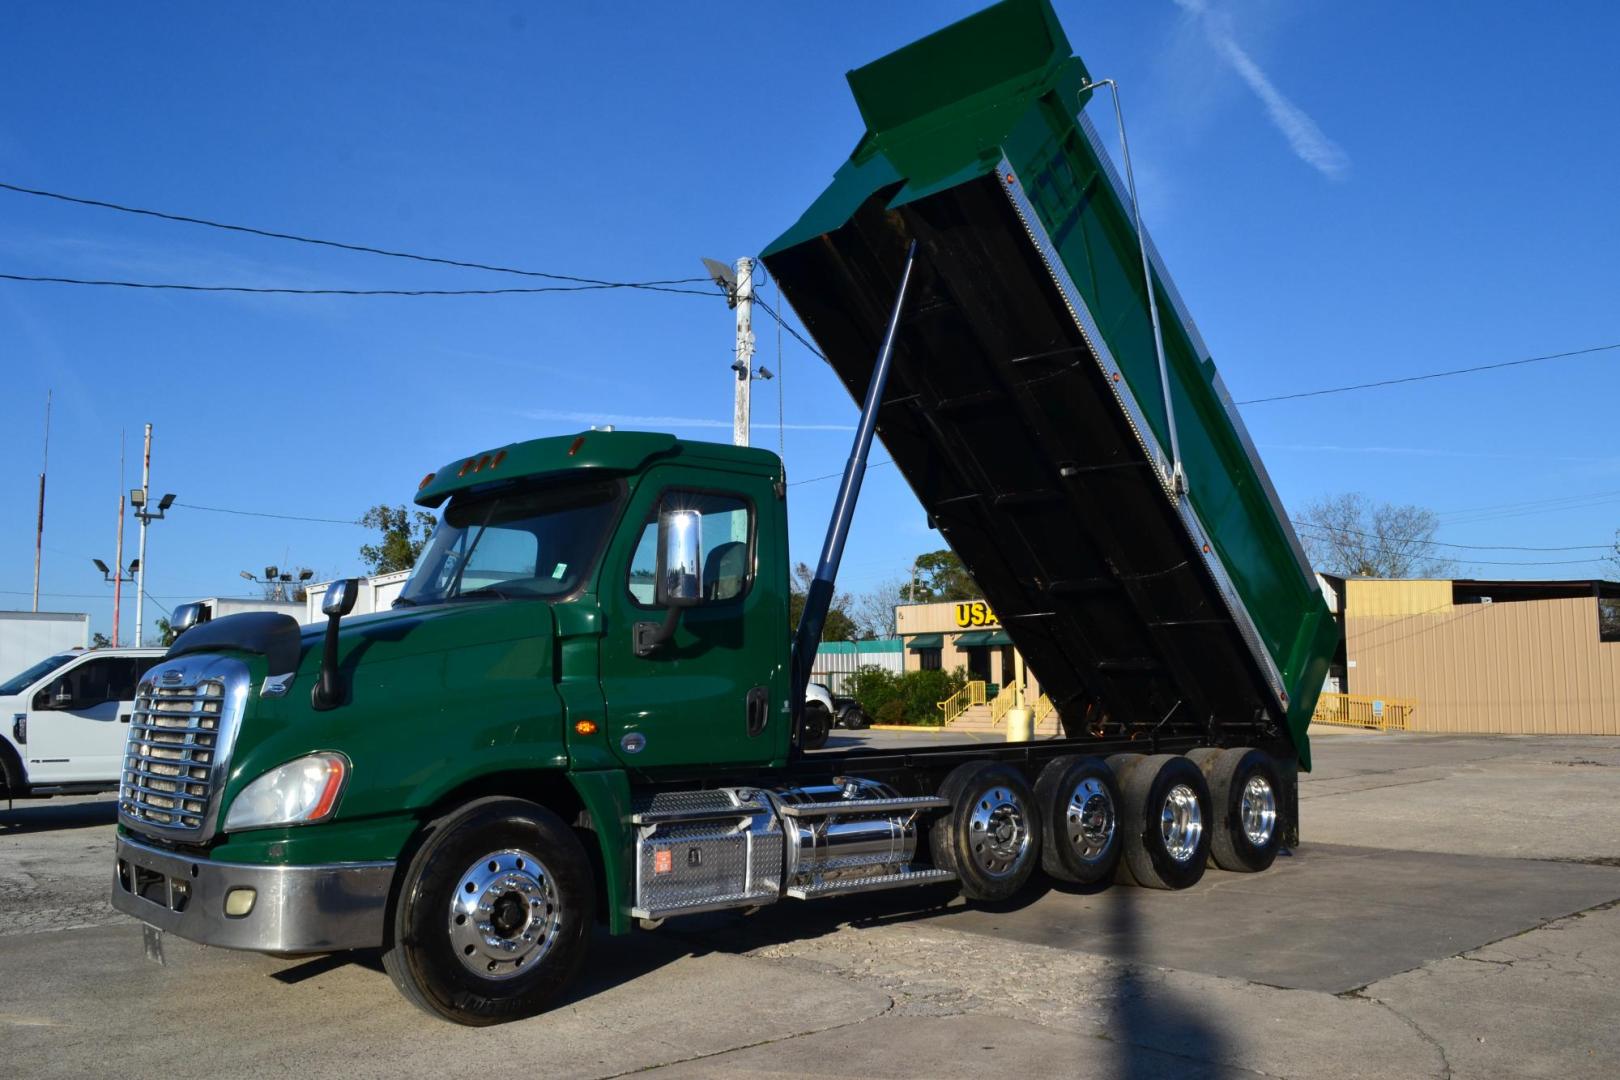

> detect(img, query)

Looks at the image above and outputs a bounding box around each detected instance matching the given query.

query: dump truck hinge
[789,240,920,711]
[1080,78,1185,496]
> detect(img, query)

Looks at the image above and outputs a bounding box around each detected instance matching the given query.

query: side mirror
[322,578,359,618]
[313,579,359,711]
[655,509,703,608]
[172,602,204,634]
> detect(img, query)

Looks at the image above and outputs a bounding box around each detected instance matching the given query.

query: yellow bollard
[1004,706,1033,742]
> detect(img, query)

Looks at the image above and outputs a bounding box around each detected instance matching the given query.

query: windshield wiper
[448,587,518,603]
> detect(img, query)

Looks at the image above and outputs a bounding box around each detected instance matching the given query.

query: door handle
[745,686,769,738]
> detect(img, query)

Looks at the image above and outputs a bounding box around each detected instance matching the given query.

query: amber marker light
[418,472,435,490]
[567,436,586,456]
[574,719,599,736]
[492,449,507,468]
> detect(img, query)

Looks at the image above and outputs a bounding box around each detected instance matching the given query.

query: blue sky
[2,1,1617,644]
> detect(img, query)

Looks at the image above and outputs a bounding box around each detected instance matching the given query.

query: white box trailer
[0,611,89,684]
[304,571,409,623]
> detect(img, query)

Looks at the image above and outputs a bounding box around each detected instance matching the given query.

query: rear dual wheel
[1190,747,1285,873]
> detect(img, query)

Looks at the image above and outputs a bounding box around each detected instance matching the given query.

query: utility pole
[731,257,756,447]
[113,493,126,645]
[135,424,152,646]
[32,390,51,612]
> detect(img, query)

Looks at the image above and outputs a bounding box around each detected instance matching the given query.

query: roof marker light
[492,449,507,469]
[418,472,435,490]
[567,436,586,457]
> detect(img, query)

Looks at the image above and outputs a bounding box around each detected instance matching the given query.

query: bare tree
[1297,493,1452,579]
[1609,529,1619,574]
[851,577,907,639]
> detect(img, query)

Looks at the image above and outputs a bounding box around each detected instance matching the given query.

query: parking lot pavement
[5,732,1619,1078]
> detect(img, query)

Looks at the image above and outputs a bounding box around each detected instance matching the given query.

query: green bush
[846,665,969,726]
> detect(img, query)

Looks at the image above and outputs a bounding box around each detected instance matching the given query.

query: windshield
[397,480,623,606]
[0,652,75,697]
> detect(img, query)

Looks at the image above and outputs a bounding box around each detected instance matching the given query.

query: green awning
[982,630,1013,646]
[954,630,994,647]
[906,633,944,651]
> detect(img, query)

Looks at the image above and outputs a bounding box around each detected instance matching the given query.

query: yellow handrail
[1311,693,1415,733]
[937,680,987,725]
[989,688,1015,725]
[1034,693,1055,724]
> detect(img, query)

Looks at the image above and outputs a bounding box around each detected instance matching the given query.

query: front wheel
[382,797,594,1026]
[801,704,832,750]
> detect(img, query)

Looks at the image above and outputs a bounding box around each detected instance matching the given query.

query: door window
[42,658,137,709]
[627,491,753,606]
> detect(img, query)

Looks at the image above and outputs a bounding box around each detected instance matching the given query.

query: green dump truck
[111,0,1335,1026]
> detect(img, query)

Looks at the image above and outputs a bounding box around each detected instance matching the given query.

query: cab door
[28,655,154,783]
[598,467,789,772]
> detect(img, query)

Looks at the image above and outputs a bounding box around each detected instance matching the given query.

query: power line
[1289,518,1612,553]
[175,501,361,525]
[1237,343,1620,405]
[0,272,716,297]
[1292,523,1607,567]
[789,459,893,487]
[0,179,711,294]
[754,295,826,361]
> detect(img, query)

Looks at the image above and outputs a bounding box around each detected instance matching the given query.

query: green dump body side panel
[764,0,1335,768]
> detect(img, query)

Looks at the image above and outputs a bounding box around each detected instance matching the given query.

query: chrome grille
[120,666,239,839]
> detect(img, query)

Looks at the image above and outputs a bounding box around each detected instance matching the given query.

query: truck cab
[1,647,166,797]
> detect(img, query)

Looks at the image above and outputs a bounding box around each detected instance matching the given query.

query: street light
[93,557,138,583]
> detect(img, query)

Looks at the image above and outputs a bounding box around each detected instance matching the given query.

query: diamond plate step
[785,868,957,900]
[775,796,950,819]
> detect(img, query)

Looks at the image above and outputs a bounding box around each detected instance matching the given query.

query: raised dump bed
[762,0,1336,767]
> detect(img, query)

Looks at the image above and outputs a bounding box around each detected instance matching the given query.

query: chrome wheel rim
[1240,775,1277,846]
[1159,783,1203,863]
[448,848,560,980]
[968,786,1031,877]
[1066,777,1115,862]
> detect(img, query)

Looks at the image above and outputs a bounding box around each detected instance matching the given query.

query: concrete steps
[945,701,1063,736]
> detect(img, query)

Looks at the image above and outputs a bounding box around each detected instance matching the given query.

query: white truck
[0,647,165,798]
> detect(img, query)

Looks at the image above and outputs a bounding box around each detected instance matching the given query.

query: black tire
[1117,754,1212,890]
[1034,756,1122,885]
[930,762,1042,902]
[1184,746,1222,773]
[382,797,594,1026]
[801,704,831,750]
[1206,748,1285,873]
[0,742,28,798]
[844,706,871,731]
[1104,752,1143,788]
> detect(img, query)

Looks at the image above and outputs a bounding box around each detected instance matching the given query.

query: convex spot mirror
[655,509,703,608]
[322,579,359,618]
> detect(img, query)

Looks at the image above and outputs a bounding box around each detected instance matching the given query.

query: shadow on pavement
[1105,878,1229,1078]
[0,796,117,835]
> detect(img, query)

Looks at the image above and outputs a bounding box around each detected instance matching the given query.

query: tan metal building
[1324,575,1620,734]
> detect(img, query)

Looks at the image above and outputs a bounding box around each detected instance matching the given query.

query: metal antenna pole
[790,240,919,709]
[135,423,151,646]
[732,257,756,447]
[1081,78,1185,494]
[32,389,50,612]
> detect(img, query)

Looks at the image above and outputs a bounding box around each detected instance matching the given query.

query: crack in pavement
[595,990,897,1078]
[1342,990,1452,1080]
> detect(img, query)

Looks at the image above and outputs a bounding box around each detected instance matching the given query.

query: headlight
[223,752,348,832]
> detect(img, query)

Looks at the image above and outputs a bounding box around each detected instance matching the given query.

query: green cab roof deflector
[760,0,1337,769]
[415,430,778,508]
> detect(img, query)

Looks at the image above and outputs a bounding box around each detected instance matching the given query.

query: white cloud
[1172,0,1349,179]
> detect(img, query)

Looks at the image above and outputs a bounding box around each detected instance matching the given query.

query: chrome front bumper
[112,833,395,954]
